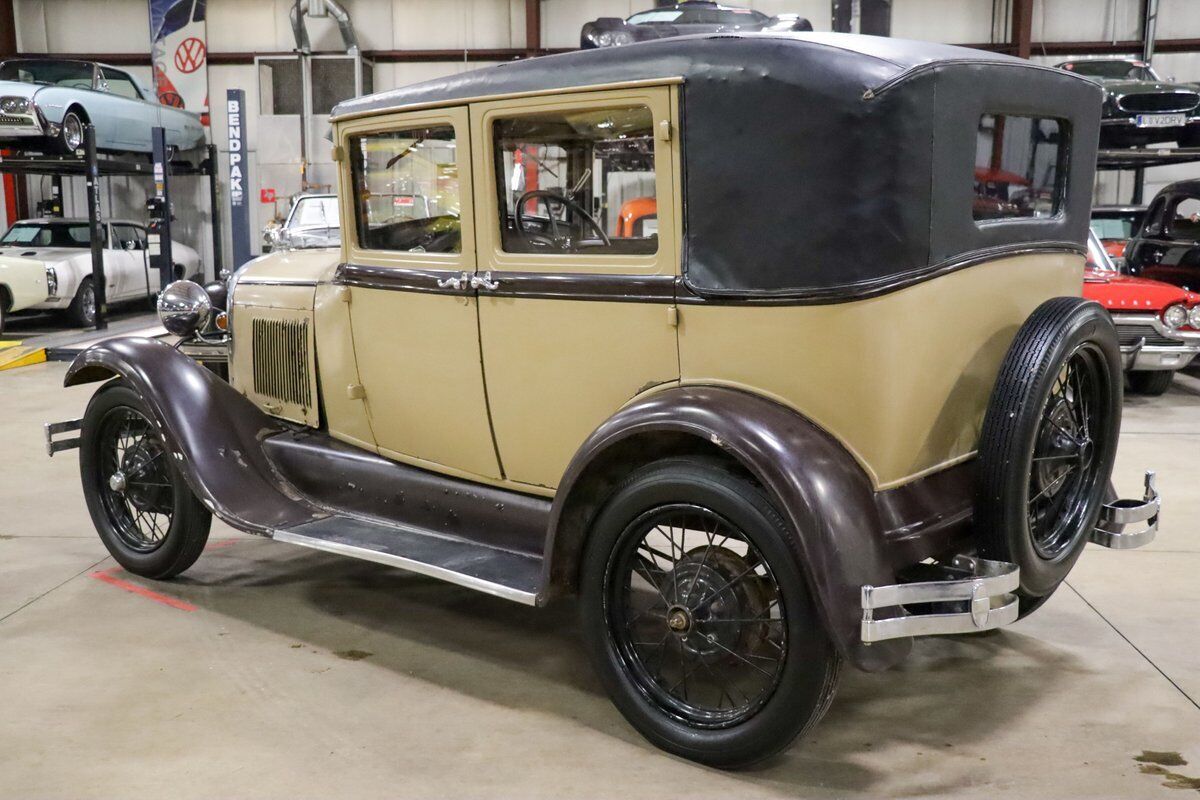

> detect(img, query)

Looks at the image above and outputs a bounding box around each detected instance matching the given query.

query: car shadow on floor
[169,538,1080,792]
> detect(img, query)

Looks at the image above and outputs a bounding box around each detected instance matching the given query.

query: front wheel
[1128,370,1174,396]
[580,458,841,768]
[80,382,211,579]
[66,277,96,328]
[52,110,85,155]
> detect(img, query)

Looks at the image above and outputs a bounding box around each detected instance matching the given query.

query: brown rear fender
[64,337,321,534]
[546,385,912,671]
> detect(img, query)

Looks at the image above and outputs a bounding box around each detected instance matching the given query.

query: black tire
[0,297,6,336]
[52,109,86,155]
[80,382,211,579]
[580,457,841,769]
[1128,370,1174,396]
[976,297,1122,615]
[66,277,96,328]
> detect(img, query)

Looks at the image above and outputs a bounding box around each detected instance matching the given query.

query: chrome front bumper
[1116,315,1200,371]
[861,471,1161,643]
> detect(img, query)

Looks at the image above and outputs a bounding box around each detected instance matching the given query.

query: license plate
[1135,113,1186,128]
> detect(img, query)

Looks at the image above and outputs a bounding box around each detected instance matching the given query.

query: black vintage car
[1125,179,1200,291]
[1059,58,1200,148]
[580,1,810,48]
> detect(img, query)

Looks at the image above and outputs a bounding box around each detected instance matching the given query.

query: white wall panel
[1158,0,1200,41]
[893,0,994,43]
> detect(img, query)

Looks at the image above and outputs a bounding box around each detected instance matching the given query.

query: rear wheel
[580,458,841,768]
[1128,370,1174,396]
[977,298,1121,616]
[80,383,211,579]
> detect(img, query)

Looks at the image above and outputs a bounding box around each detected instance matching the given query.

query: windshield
[628,6,765,25]
[0,221,92,247]
[1086,230,1117,272]
[1090,216,1140,241]
[286,196,339,230]
[0,60,94,88]
[1064,60,1159,81]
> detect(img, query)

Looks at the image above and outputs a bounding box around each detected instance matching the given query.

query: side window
[349,125,462,253]
[493,104,657,255]
[113,224,145,250]
[973,114,1064,222]
[102,69,142,100]
[1167,196,1200,239]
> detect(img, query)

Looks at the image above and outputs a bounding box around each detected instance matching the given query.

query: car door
[100,67,157,150]
[111,223,152,299]
[470,86,682,491]
[336,106,502,480]
[103,223,140,301]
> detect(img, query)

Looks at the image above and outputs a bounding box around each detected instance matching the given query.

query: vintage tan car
[48,33,1161,767]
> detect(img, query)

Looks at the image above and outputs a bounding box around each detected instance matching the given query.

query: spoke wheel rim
[82,283,95,323]
[604,504,788,729]
[95,406,174,553]
[1027,342,1107,559]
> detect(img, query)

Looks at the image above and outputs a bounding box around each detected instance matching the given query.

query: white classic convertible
[0,218,201,327]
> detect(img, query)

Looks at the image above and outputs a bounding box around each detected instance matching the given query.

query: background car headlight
[0,96,30,114]
[44,267,57,297]
[1163,303,1188,329]
[1188,305,1200,330]
[596,31,614,46]
[157,280,212,337]
[611,30,635,45]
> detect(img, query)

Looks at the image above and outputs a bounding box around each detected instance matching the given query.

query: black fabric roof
[334,33,1103,302]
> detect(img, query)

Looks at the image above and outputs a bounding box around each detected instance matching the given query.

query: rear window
[973,114,1064,222]
[1167,197,1200,239]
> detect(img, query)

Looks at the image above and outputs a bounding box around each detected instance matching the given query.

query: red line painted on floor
[204,538,240,551]
[90,568,197,612]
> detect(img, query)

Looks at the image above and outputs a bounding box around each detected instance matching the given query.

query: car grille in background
[1116,323,1183,348]
[1117,92,1200,113]
[251,318,312,408]
[0,115,34,126]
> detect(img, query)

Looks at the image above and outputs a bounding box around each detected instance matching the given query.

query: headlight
[0,96,30,114]
[157,280,212,337]
[44,267,57,297]
[1163,303,1188,330]
[596,31,614,46]
[611,30,635,45]
[1188,305,1200,330]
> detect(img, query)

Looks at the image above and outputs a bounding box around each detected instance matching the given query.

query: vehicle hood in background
[0,247,88,264]
[1083,267,1200,311]
[235,247,341,286]
[0,81,42,101]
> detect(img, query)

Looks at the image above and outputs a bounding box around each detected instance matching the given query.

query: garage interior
[1,1,1200,798]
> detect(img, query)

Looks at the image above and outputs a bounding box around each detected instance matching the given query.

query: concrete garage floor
[0,361,1197,799]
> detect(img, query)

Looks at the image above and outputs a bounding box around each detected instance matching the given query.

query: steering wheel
[515,190,611,250]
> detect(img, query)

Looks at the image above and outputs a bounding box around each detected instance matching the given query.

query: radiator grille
[1116,323,1184,348]
[1117,92,1200,114]
[0,115,34,126]
[251,317,312,408]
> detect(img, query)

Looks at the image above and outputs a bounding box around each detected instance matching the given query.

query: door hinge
[666,305,679,328]
[336,285,352,303]
[658,120,672,142]
[346,383,366,400]
[331,145,344,162]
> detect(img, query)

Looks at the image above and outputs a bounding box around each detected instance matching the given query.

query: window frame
[471,84,680,276]
[337,106,475,272]
[972,112,1069,228]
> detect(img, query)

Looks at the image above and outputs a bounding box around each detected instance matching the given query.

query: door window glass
[973,114,1064,222]
[113,224,145,250]
[102,69,142,100]
[1167,197,1200,239]
[493,105,657,255]
[349,125,462,253]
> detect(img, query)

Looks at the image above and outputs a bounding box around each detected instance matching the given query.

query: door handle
[436,271,469,291]
[470,271,501,291]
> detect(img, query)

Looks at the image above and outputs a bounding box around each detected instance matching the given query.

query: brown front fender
[65,337,320,534]
[546,385,912,671]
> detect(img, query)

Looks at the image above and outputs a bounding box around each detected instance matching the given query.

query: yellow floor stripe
[0,340,22,350]
[0,346,46,371]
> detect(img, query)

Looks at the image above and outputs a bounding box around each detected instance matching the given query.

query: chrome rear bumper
[861,471,1161,643]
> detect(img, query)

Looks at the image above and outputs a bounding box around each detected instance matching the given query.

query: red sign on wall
[261,188,276,203]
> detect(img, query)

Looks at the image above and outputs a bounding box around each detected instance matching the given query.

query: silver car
[0,59,205,156]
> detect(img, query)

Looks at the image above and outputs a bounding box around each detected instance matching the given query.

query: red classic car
[1085,229,1200,394]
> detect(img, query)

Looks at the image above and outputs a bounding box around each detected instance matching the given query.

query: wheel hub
[108,470,127,493]
[664,548,767,661]
[118,442,171,513]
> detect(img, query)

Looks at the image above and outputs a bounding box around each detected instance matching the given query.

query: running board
[273,516,543,606]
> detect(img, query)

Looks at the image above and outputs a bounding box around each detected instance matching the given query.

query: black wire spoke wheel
[606,504,788,728]
[1027,343,1105,559]
[96,406,175,553]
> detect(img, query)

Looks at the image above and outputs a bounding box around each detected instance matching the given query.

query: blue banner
[226,89,252,270]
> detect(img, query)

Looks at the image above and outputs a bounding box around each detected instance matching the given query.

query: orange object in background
[616,196,657,238]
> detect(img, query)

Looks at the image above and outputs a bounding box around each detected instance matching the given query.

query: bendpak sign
[227,89,252,269]
[148,0,210,125]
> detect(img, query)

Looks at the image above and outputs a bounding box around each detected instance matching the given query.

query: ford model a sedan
[49,35,1161,767]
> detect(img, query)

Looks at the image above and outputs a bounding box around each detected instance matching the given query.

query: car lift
[1095,147,1200,204]
[0,125,222,330]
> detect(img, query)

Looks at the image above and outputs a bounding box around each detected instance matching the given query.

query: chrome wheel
[604,505,787,728]
[62,113,83,152]
[79,282,96,325]
[1027,342,1106,559]
[96,407,174,553]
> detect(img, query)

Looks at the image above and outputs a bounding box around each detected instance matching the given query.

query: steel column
[84,125,107,331]
[1011,0,1034,59]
